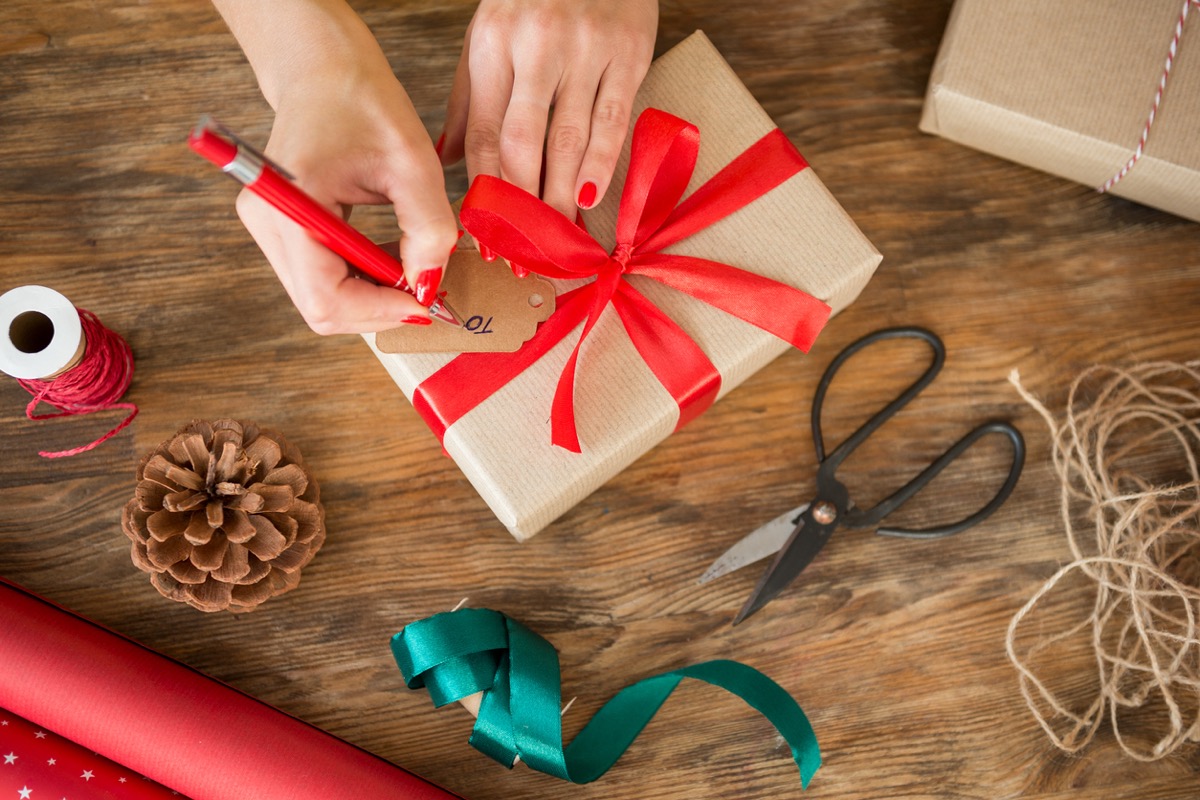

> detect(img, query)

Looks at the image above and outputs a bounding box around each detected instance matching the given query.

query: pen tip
[430,296,463,326]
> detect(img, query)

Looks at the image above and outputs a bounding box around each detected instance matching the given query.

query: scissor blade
[732,515,829,626]
[698,504,810,585]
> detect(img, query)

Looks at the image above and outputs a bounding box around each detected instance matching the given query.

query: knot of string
[1007,362,1200,760]
[609,243,635,271]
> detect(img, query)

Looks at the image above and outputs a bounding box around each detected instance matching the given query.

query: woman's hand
[214,0,459,334]
[440,0,658,227]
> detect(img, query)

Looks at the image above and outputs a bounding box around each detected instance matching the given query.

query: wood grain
[2,1,1199,798]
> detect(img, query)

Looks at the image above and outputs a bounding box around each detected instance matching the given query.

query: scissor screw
[812,501,838,525]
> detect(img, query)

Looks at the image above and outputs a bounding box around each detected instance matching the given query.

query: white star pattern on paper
[1,720,8,726]
[2,709,184,798]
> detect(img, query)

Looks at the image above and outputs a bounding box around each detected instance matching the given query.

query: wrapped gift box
[920,0,1200,222]
[365,31,881,541]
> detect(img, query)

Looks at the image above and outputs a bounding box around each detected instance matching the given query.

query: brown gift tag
[375,246,555,354]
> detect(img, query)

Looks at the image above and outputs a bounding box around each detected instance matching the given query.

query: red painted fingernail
[448,229,465,256]
[512,263,529,278]
[577,181,597,209]
[402,314,433,326]
[434,132,445,159]
[479,243,496,262]
[414,267,443,306]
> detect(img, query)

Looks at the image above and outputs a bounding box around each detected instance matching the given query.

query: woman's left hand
[439,0,659,225]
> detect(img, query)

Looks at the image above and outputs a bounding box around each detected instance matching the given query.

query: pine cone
[121,419,326,612]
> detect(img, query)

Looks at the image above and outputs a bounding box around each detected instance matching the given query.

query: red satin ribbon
[415,108,832,453]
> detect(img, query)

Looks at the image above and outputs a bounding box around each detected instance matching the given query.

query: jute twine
[1006,362,1200,760]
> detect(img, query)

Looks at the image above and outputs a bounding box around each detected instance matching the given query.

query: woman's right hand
[213,0,459,334]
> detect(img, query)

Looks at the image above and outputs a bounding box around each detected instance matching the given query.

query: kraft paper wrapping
[920,0,1200,222]
[365,31,882,541]
[0,578,461,800]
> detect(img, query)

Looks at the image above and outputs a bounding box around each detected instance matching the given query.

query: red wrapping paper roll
[1,706,180,798]
[0,578,461,799]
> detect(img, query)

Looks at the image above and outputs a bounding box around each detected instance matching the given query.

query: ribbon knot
[610,242,635,271]
[415,108,832,453]
[391,608,822,787]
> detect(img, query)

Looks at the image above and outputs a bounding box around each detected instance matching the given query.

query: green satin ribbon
[391,608,820,787]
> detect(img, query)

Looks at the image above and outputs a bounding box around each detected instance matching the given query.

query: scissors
[699,326,1025,625]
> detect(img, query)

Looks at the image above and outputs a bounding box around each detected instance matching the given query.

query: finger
[238,189,432,334]
[541,71,600,220]
[236,189,294,297]
[484,58,555,278]
[491,46,559,282]
[281,221,438,334]
[441,25,473,166]
[381,142,460,308]
[464,28,513,185]
[497,57,556,199]
[463,29,515,264]
[575,57,649,210]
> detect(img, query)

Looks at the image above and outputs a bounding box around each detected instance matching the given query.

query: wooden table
[2,2,1198,798]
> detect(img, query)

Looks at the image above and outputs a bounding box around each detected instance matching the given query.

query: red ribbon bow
[414,108,831,453]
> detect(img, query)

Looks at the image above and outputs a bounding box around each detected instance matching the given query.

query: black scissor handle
[813,327,945,468]
[812,326,1025,539]
[849,420,1026,538]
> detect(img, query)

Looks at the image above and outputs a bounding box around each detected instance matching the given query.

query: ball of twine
[1007,361,1200,761]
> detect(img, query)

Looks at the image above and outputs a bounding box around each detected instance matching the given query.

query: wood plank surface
[2,1,1199,798]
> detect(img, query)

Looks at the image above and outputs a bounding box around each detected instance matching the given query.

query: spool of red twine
[1,286,137,458]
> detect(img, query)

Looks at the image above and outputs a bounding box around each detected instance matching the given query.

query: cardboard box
[365,31,881,541]
[920,0,1200,223]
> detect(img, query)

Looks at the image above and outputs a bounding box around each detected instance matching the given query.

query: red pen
[188,115,462,326]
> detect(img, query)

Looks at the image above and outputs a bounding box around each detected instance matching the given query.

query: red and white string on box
[1099,0,1200,193]
[0,285,137,458]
